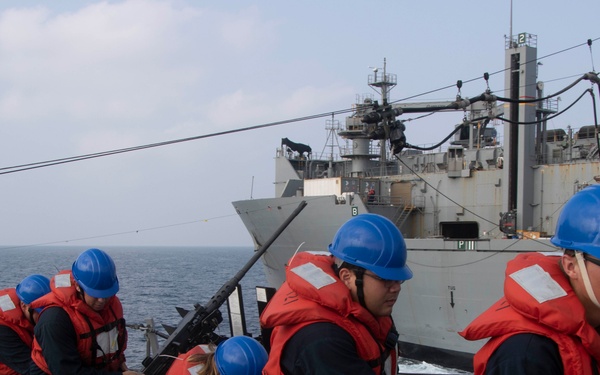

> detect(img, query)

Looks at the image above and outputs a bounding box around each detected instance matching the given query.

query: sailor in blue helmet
[461,184,600,375]
[0,274,50,374]
[29,248,142,375]
[215,336,268,375]
[166,335,268,375]
[261,213,412,375]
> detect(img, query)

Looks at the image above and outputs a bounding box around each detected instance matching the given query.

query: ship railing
[364,194,409,206]
[539,97,559,113]
[505,33,537,49]
[338,143,382,157]
[368,72,397,86]
[363,193,386,205]
[364,194,426,208]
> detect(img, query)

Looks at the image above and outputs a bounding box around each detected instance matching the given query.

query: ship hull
[233,195,556,371]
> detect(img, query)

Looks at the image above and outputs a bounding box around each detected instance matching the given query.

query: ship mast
[368,58,397,176]
[509,0,513,48]
[324,117,341,178]
[339,60,396,178]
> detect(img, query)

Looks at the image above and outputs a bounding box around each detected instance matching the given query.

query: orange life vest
[460,252,600,375]
[30,270,126,374]
[166,344,213,375]
[260,252,397,375]
[0,288,34,375]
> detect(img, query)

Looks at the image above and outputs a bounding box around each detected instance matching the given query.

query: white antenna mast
[509,0,513,47]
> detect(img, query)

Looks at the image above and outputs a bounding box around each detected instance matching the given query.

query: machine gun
[142,200,307,374]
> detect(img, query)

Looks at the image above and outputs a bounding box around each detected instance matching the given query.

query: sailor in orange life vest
[28,248,143,375]
[260,213,413,375]
[166,335,268,375]
[0,274,51,375]
[460,184,600,375]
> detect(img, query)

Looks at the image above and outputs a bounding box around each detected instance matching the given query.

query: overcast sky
[0,0,597,249]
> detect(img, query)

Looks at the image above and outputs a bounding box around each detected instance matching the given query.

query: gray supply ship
[233,33,600,371]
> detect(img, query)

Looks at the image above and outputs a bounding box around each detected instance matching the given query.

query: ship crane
[358,89,502,155]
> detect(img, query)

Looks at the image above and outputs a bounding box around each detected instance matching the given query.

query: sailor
[166,335,268,375]
[29,248,142,375]
[367,187,376,203]
[0,274,51,375]
[260,213,413,375]
[460,184,600,375]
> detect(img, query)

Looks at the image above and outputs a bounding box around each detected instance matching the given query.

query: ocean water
[1,245,469,374]
[1,245,265,370]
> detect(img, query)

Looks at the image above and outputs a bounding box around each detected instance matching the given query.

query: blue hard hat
[329,213,413,281]
[16,274,51,305]
[72,248,119,298]
[551,185,600,257]
[215,336,268,375]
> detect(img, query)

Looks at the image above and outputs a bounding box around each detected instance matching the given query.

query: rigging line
[590,89,600,155]
[410,238,560,269]
[539,175,600,230]
[22,197,331,251]
[396,120,588,270]
[420,179,596,268]
[0,190,334,251]
[406,116,492,151]
[7,38,593,176]
[495,73,593,103]
[406,121,467,151]
[389,83,457,104]
[1,109,353,172]
[397,71,586,105]
[492,70,596,98]
[398,162,559,270]
[589,39,596,72]
[231,194,556,271]
[236,195,329,215]
[541,36,600,60]
[407,251,502,269]
[0,212,243,251]
[394,155,497,228]
[486,37,600,86]
[477,70,593,99]
[497,88,591,125]
[544,73,592,84]
[405,112,436,122]
[393,95,594,255]
[596,73,600,137]
[389,36,600,105]
[0,108,355,175]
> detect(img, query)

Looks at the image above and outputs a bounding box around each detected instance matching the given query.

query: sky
[0,0,598,248]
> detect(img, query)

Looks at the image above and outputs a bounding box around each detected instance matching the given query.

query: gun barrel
[142,200,307,375]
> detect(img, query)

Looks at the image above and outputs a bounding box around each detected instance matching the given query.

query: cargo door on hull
[391,181,412,206]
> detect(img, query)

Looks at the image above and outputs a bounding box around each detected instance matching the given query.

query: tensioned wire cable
[1,37,598,176]
[1,37,598,249]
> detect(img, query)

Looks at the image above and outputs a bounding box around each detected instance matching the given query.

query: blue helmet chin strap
[27,306,37,326]
[575,251,600,309]
[353,268,367,310]
[334,260,368,310]
[354,272,369,310]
